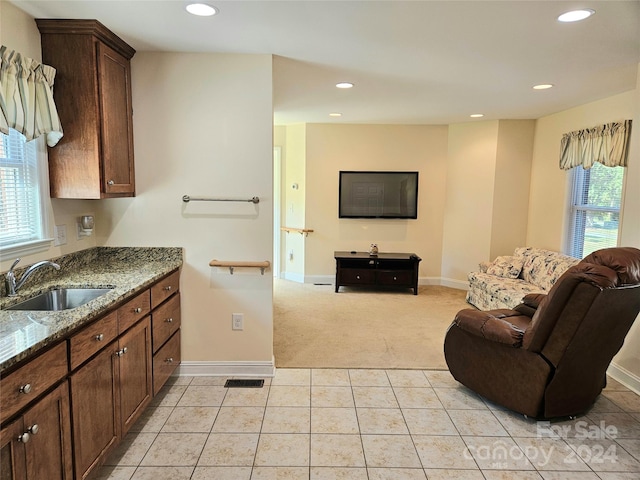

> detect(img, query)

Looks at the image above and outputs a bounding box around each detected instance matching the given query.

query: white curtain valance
[0,45,63,147]
[559,120,632,170]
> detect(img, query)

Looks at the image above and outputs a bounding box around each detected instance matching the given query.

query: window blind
[568,163,623,258]
[0,129,42,247]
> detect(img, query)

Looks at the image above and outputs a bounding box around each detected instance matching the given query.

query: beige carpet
[273,279,470,370]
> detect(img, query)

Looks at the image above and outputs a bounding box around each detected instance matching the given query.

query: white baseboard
[607,362,640,395]
[305,275,334,285]
[176,359,276,378]
[283,272,305,283]
[439,277,469,290]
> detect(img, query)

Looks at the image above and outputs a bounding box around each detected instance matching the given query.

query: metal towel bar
[183,195,260,204]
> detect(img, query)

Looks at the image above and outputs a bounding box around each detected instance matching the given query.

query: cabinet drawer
[153,330,180,396]
[152,293,181,353]
[340,269,375,284]
[377,270,413,286]
[118,290,150,333]
[69,311,118,370]
[151,270,180,309]
[0,341,68,424]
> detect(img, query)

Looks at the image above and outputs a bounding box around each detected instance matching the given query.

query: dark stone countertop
[0,246,183,374]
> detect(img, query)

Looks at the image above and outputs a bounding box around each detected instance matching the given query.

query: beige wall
[94,52,274,369]
[0,1,98,272]
[298,123,449,282]
[528,75,640,387]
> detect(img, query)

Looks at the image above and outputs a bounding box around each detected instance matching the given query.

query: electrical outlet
[232,313,244,331]
[54,225,67,246]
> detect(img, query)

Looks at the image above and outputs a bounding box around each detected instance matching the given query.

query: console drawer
[0,341,68,423]
[340,269,375,284]
[377,270,414,286]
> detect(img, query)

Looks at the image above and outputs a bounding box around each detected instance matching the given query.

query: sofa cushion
[520,248,579,291]
[466,271,545,311]
[486,255,525,279]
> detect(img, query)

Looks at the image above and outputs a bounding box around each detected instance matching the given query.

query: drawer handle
[134,307,142,314]
[95,334,104,341]
[163,286,172,291]
[19,384,32,395]
[165,357,174,364]
[165,317,173,323]
[18,432,30,443]
[27,424,39,435]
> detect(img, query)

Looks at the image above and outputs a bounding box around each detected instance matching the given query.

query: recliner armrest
[453,309,526,347]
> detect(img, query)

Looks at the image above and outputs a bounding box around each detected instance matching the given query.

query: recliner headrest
[581,247,640,285]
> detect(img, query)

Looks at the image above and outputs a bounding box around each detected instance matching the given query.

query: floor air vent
[224,379,264,388]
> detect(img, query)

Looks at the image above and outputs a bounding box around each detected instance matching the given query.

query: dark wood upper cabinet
[36,19,136,199]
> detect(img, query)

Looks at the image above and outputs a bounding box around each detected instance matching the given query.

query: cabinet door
[0,418,26,480]
[119,316,152,435]
[97,42,135,196]
[22,382,72,480]
[70,342,120,480]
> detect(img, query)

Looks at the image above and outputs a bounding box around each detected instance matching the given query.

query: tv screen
[339,171,418,219]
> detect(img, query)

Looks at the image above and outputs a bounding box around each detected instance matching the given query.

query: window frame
[566,163,625,259]
[0,129,52,257]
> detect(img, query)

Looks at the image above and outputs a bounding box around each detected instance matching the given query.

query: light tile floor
[94,369,640,480]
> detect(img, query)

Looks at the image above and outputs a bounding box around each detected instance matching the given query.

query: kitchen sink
[6,288,113,311]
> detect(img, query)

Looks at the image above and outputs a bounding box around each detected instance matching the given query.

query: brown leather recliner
[444,247,640,419]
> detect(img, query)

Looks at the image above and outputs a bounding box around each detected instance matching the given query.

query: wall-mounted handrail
[209,259,270,275]
[281,226,314,237]
[183,195,259,204]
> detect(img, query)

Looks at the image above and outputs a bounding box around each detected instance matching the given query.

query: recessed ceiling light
[470,114,484,118]
[557,9,595,22]
[329,113,342,117]
[186,3,218,16]
[533,84,554,90]
[336,82,354,89]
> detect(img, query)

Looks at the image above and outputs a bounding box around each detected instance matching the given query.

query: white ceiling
[10,0,640,126]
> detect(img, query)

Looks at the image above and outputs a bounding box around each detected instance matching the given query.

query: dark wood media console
[334,251,422,295]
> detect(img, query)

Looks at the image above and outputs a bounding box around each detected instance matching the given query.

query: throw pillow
[486,255,525,279]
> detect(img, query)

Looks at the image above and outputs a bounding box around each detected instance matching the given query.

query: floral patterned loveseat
[465,247,580,311]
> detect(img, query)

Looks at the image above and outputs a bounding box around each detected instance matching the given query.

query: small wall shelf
[209,259,270,275]
[281,227,314,237]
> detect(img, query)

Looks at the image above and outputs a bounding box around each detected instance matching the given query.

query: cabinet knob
[27,424,39,435]
[165,357,174,364]
[134,307,142,313]
[115,347,128,357]
[163,285,172,291]
[107,180,115,185]
[393,276,398,281]
[165,318,173,323]
[356,275,360,279]
[18,432,30,443]
[95,334,104,341]
[19,383,32,394]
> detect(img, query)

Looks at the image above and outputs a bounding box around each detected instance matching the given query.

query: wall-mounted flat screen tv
[339,171,419,219]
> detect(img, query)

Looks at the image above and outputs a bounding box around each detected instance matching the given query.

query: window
[568,162,624,258]
[0,128,50,254]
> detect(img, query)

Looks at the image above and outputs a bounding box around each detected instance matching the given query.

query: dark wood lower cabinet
[70,344,120,480]
[0,382,72,480]
[1,269,180,480]
[119,317,152,435]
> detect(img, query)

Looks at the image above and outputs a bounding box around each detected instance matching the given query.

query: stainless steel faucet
[5,258,61,297]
